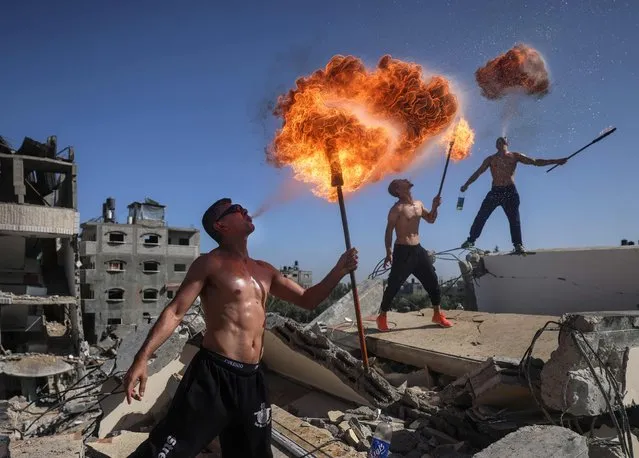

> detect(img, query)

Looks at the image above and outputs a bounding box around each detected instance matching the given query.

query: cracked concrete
[266,314,401,408]
[540,312,639,416]
[473,425,588,457]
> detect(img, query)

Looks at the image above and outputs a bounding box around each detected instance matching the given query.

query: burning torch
[437,139,455,199]
[326,140,370,372]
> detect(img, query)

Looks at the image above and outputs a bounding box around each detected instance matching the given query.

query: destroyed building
[280,260,313,288]
[0,134,83,400]
[78,198,200,342]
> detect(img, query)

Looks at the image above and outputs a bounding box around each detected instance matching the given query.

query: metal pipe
[271,428,314,457]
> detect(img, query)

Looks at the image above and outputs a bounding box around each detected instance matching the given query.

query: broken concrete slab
[440,357,542,410]
[265,314,400,408]
[471,246,639,315]
[98,343,198,438]
[101,322,190,378]
[0,354,75,377]
[587,424,639,458]
[8,432,84,457]
[86,431,148,457]
[541,311,639,416]
[308,278,384,327]
[472,425,588,457]
[330,310,558,378]
[271,404,363,457]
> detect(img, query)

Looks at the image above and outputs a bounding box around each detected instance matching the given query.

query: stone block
[473,425,588,457]
[540,312,639,416]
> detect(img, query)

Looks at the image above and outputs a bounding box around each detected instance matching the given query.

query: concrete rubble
[3,304,639,457]
[8,432,85,457]
[472,425,589,457]
[267,314,401,408]
[541,311,639,416]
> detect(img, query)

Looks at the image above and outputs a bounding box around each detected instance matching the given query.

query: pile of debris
[3,308,639,457]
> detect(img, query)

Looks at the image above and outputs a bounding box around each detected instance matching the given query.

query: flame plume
[267,54,460,201]
[444,118,475,161]
[475,43,550,100]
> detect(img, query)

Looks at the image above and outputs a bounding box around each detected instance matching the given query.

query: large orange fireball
[475,43,550,100]
[267,54,460,201]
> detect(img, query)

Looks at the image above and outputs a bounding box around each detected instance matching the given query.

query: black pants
[380,244,441,312]
[468,185,522,246]
[129,348,272,458]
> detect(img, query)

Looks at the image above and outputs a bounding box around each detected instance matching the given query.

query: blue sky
[2,0,637,281]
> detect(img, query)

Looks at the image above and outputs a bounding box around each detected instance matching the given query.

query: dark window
[179,238,189,246]
[143,261,159,272]
[143,234,160,245]
[174,264,186,272]
[81,285,94,299]
[108,232,125,243]
[107,318,122,325]
[107,289,124,301]
[167,290,175,299]
[143,289,158,301]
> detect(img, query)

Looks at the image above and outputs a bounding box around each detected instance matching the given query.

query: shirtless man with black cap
[460,136,568,253]
[124,198,358,457]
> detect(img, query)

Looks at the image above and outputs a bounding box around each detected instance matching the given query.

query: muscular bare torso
[488,152,519,186]
[198,250,273,364]
[392,200,425,246]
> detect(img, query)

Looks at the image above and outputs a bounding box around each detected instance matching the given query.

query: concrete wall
[0,203,78,236]
[0,236,25,269]
[473,246,639,315]
[79,222,199,341]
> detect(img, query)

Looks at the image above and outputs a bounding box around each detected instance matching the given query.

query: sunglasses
[215,203,246,222]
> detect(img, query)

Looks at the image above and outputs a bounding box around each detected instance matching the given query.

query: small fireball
[443,118,475,162]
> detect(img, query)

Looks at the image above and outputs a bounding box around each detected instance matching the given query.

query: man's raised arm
[123,255,208,403]
[461,156,491,191]
[422,197,441,224]
[268,248,358,311]
[513,152,568,166]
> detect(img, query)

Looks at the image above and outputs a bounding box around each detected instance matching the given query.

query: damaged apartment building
[0,135,83,400]
[78,198,200,343]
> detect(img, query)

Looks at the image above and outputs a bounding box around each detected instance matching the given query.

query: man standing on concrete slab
[460,137,567,254]
[124,198,358,458]
[376,179,452,331]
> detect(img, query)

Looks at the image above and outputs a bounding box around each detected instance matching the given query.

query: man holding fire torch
[459,136,567,253]
[376,179,453,331]
[124,198,358,458]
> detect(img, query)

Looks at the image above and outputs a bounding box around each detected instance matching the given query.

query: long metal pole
[546,126,617,173]
[334,184,369,371]
[436,140,455,198]
[325,140,369,371]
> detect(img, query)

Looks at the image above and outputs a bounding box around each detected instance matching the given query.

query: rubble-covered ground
[3,310,639,457]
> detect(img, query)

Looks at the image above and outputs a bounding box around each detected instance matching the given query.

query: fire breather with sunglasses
[124,198,358,458]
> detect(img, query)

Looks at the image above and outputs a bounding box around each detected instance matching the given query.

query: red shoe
[376,314,390,332]
[432,311,452,328]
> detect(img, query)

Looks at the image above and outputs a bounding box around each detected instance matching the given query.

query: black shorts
[129,348,273,458]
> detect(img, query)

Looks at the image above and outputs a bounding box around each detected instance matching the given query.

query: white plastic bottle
[367,419,392,458]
